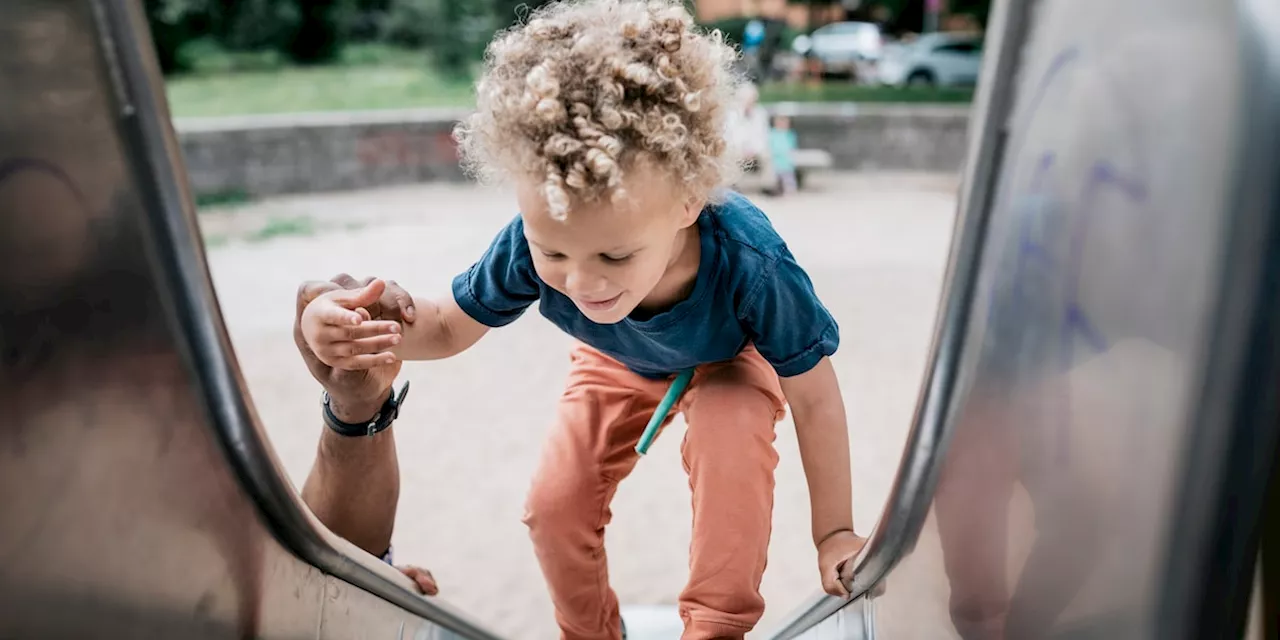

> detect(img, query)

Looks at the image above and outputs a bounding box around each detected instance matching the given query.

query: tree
[286,0,351,64]
[142,0,212,73]
[490,0,554,30]
[433,0,493,79]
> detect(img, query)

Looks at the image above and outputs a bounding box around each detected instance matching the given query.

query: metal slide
[0,1,503,638]
[765,0,1280,637]
[3,0,1279,638]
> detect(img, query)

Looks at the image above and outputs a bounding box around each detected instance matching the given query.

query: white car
[802,21,884,80]
[877,33,984,87]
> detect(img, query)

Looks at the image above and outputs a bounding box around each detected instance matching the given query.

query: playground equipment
[2,0,1278,638]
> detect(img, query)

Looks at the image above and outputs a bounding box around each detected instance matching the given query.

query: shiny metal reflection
[769,0,1280,638]
[0,1,503,638]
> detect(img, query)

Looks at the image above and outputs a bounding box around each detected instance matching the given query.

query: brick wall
[177,109,471,199]
[174,104,972,199]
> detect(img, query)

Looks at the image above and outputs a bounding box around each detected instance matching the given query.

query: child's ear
[679,196,704,227]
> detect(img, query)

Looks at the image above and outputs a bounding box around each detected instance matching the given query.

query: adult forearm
[300,388,401,557]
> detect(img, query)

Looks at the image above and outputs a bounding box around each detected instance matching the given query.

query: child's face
[516,165,701,325]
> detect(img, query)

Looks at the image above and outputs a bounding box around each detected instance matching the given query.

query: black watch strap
[322,382,410,437]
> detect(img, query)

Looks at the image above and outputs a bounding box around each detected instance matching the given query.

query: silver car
[877,32,984,87]
[802,21,885,80]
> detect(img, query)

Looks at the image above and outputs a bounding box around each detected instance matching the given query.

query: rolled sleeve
[450,215,541,328]
[741,247,839,377]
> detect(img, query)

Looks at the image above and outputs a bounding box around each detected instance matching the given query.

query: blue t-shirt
[451,192,839,379]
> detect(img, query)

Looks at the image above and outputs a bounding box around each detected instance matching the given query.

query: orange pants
[522,343,786,640]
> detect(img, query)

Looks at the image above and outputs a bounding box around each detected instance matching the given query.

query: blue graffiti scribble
[1059,160,1148,361]
[989,44,1156,468]
[989,45,1081,324]
[1038,160,1147,465]
[1010,152,1058,305]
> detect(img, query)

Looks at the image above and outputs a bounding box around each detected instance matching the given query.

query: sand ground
[200,171,959,638]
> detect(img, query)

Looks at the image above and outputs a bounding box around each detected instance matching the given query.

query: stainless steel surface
[0,1,504,638]
[766,0,1037,633]
[770,0,1280,637]
[774,597,875,640]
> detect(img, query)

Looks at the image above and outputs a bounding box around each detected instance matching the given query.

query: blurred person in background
[766,114,799,196]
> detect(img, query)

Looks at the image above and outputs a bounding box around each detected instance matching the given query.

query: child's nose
[565,267,607,296]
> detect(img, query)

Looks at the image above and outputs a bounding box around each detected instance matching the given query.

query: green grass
[247,216,316,242]
[166,45,475,117]
[759,83,974,104]
[165,44,972,117]
[194,188,252,209]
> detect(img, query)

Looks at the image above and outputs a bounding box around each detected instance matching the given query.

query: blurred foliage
[148,0,989,101]
[784,0,991,35]
[143,0,210,73]
[147,0,526,79]
[165,54,972,118]
[144,0,992,74]
[287,0,350,65]
[144,0,350,71]
[491,0,555,30]
[435,0,494,79]
[381,0,441,47]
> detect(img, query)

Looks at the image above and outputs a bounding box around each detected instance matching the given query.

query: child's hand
[300,278,404,371]
[817,530,868,598]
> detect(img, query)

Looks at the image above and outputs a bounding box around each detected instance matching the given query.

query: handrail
[764,0,1034,636]
[92,3,506,638]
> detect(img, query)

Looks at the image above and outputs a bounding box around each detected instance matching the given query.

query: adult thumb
[332,278,387,309]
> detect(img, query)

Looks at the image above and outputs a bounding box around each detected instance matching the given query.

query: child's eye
[601,253,632,263]
[541,251,566,260]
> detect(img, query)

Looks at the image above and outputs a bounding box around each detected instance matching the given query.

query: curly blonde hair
[454,0,745,220]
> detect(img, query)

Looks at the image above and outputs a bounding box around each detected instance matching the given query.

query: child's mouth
[579,293,622,312]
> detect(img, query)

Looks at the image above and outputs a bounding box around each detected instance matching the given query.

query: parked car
[802,21,884,81]
[877,32,984,87]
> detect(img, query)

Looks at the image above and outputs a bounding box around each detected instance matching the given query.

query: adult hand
[294,274,416,420]
[398,565,440,596]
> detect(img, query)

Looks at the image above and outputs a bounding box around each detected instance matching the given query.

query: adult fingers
[398,566,439,596]
[331,273,361,288]
[296,280,342,317]
[381,279,416,324]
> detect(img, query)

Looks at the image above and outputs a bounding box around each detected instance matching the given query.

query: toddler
[768,114,799,195]
[301,2,866,638]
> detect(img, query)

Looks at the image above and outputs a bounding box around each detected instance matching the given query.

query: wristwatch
[322,381,410,437]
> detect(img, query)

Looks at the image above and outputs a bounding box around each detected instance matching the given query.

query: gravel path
[202,172,959,638]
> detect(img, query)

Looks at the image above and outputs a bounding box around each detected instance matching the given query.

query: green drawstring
[635,368,695,455]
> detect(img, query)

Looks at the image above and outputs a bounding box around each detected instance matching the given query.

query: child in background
[768,114,799,195]
[300,1,866,638]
